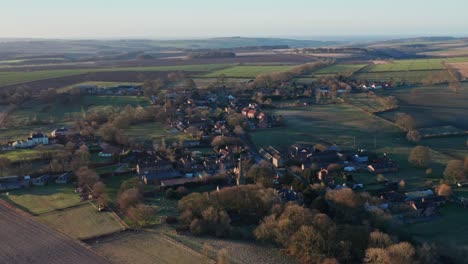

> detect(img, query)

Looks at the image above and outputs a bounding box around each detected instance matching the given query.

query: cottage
[247,109,257,119]
[161,177,200,187]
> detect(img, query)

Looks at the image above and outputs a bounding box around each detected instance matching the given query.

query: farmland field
[313,64,367,75]
[38,203,125,240]
[0,202,108,264]
[92,230,212,264]
[447,62,468,79]
[203,65,295,78]
[379,83,468,130]
[352,70,451,83]
[0,147,62,162]
[0,64,232,87]
[5,95,149,127]
[0,184,82,215]
[361,57,468,72]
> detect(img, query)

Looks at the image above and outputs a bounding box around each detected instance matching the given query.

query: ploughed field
[0,201,108,264]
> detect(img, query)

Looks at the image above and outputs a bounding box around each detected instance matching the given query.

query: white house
[12,132,49,149]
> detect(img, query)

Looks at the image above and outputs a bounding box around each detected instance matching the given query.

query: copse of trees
[178,185,280,237]
[75,167,99,190]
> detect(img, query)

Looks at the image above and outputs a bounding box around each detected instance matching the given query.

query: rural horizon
[0,1,467,264]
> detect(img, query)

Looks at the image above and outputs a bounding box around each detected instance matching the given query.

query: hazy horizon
[2,0,468,39]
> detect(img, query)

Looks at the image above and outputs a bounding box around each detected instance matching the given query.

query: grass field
[0,148,61,162]
[6,95,149,127]
[38,203,125,240]
[361,57,468,72]
[125,122,190,143]
[0,184,81,215]
[203,65,295,78]
[380,83,468,130]
[92,230,212,264]
[401,205,468,262]
[313,64,367,75]
[346,93,390,113]
[352,70,451,83]
[0,64,231,87]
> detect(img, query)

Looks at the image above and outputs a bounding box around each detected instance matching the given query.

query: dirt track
[0,201,109,264]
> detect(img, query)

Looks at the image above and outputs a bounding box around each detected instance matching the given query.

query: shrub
[118,188,142,211]
[444,160,466,184]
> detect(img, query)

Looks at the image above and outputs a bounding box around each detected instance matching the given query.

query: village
[0,76,458,230]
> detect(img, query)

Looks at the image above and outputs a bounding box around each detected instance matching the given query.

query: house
[51,127,69,137]
[32,175,50,186]
[136,153,180,184]
[266,146,284,168]
[247,110,257,119]
[12,132,49,148]
[55,172,73,184]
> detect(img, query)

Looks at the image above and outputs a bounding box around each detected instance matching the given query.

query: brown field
[92,230,213,264]
[0,201,108,264]
[447,62,468,79]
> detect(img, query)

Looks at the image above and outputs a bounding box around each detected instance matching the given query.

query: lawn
[313,64,367,75]
[57,81,142,93]
[346,93,391,113]
[361,57,468,72]
[203,65,295,78]
[0,184,82,215]
[38,203,125,240]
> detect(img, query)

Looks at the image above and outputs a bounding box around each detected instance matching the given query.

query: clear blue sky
[1,0,467,39]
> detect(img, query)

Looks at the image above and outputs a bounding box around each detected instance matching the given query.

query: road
[0,201,109,264]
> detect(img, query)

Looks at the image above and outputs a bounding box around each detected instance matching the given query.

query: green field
[346,93,390,113]
[203,65,295,78]
[6,95,148,127]
[0,64,232,87]
[0,184,81,215]
[379,83,468,130]
[401,205,468,262]
[38,203,125,240]
[125,122,190,143]
[352,70,451,83]
[361,57,468,72]
[313,64,367,75]
[0,148,62,162]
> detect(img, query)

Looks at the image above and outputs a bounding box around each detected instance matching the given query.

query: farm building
[0,176,22,191]
[55,172,73,184]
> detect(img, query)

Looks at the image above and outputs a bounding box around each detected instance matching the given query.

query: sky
[1,0,468,39]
